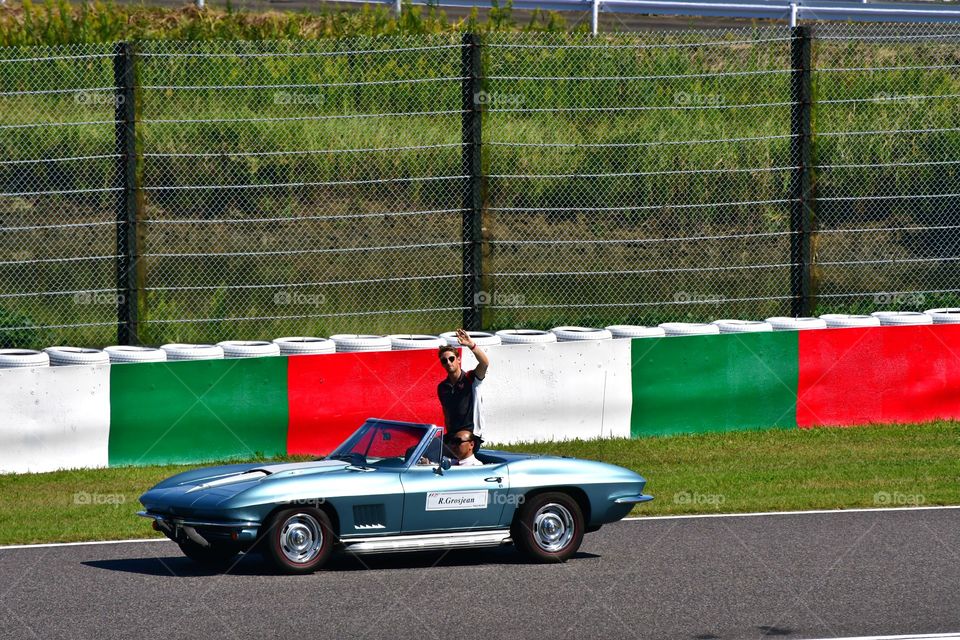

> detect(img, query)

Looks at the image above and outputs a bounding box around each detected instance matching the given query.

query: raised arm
[456,328,489,380]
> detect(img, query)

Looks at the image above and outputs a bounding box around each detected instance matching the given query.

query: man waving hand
[437,328,489,437]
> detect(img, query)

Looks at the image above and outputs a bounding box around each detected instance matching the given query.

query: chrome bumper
[137,511,260,529]
[613,494,654,504]
[138,511,260,547]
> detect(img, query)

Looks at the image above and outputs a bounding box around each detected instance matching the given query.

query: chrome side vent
[353,504,386,530]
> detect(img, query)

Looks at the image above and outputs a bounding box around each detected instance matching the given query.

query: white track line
[0,538,170,551]
[799,633,960,640]
[623,504,960,522]
[1,504,957,551]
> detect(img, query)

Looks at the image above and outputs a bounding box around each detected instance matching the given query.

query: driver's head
[448,428,477,460]
[438,345,461,376]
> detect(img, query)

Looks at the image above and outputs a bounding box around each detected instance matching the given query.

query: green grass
[1,421,957,545]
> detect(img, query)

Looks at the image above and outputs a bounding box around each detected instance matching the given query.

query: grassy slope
[1,421,957,545]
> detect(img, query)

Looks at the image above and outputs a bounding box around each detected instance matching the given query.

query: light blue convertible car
[139,418,653,573]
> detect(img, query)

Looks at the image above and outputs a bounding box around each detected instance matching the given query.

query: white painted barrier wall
[463,339,632,444]
[0,364,111,474]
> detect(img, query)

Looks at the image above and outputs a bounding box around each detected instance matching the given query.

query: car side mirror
[434,456,452,475]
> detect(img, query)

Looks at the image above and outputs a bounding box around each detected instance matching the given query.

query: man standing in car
[437,328,489,437]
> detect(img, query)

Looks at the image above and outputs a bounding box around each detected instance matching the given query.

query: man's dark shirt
[438,369,477,432]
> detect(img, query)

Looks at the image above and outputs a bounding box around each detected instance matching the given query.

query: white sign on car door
[426,490,489,511]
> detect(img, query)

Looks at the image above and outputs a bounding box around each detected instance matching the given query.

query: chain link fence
[812,22,960,315]
[0,43,119,348]
[1,26,959,348]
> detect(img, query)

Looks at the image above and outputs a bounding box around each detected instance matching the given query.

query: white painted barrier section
[0,364,111,474]
[464,339,632,444]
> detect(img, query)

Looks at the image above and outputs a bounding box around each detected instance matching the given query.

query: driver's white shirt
[456,454,483,467]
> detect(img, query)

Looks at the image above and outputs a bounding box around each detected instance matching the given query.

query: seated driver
[446,429,483,466]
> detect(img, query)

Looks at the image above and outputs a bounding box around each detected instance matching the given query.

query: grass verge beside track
[1,421,958,546]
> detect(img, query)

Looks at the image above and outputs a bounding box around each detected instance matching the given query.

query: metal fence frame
[3,16,960,347]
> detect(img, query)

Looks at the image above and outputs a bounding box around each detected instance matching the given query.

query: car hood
[139,459,353,513]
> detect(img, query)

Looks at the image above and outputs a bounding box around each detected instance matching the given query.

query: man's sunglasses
[447,437,472,445]
[440,355,457,363]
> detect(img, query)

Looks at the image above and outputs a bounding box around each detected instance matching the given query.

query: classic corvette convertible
[138,418,653,573]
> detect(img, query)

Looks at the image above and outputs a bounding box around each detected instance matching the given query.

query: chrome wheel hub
[532,503,575,552]
[279,513,323,564]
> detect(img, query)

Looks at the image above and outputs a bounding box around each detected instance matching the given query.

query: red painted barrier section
[797,324,960,427]
[287,349,447,455]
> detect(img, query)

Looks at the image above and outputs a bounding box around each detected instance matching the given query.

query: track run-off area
[0,507,957,640]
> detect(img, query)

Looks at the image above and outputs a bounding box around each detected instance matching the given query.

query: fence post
[113,42,140,345]
[461,32,484,331]
[789,25,814,318]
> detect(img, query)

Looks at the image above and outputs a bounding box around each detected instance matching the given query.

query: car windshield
[327,420,432,468]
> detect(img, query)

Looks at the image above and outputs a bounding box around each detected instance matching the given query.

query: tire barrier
[104,346,167,363]
[495,329,558,344]
[439,331,502,347]
[605,325,666,339]
[659,322,720,336]
[550,326,613,342]
[43,347,110,367]
[5,323,960,473]
[330,334,392,353]
[766,316,828,331]
[160,343,225,361]
[217,340,282,358]
[924,308,960,324]
[712,319,773,333]
[0,349,50,369]
[820,314,882,328]
[272,337,337,355]
[387,334,447,350]
[870,311,933,326]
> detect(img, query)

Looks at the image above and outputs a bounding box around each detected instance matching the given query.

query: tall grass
[0,0,574,46]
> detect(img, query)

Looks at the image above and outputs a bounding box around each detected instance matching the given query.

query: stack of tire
[330,334,392,353]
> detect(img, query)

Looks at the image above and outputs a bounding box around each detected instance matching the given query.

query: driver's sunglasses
[440,355,457,363]
[447,437,471,445]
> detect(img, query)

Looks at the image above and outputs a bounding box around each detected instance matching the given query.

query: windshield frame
[328,418,441,470]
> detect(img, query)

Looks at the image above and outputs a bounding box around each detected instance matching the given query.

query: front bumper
[138,511,261,547]
[613,494,654,505]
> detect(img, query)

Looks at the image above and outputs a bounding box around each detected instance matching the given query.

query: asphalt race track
[1,508,957,640]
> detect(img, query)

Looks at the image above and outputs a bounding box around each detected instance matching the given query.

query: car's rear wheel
[511,492,584,563]
[177,541,238,570]
[263,507,334,574]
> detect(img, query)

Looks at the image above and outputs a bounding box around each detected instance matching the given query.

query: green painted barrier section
[630,332,799,437]
[108,358,289,466]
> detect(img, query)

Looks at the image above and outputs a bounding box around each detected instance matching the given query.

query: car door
[399,462,510,533]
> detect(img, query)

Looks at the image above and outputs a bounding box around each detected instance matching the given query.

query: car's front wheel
[263,507,334,574]
[511,491,585,563]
